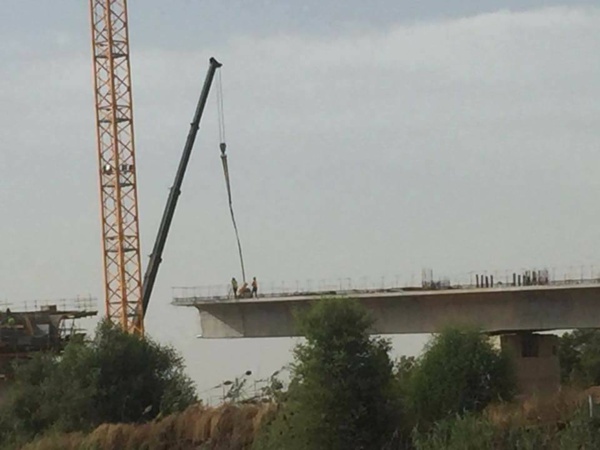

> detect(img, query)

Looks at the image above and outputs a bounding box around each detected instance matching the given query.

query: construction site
[1,2,239,372]
[2,0,600,423]
[3,1,600,449]
[0,299,96,372]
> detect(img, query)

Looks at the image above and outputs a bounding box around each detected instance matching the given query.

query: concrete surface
[173,283,600,338]
[501,333,560,395]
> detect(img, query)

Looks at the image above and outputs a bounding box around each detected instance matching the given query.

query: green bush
[0,321,197,446]
[557,415,600,449]
[254,297,400,450]
[408,327,515,428]
[559,329,600,386]
[411,414,554,450]
[90,321,197,423]
[412,413,600,450]
[412,415,498,450]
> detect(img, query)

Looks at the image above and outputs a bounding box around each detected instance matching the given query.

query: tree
[0,353,59,441]
[0,320,197,445]
[408,327,515,428]
[255,297,399,450]
[90,321,197,423]
[559,329,600,385]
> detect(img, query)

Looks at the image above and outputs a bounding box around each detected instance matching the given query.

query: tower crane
[90,0,224,333]
[90,0,143,334]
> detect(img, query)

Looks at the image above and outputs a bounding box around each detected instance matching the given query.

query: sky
[1,1,600,400]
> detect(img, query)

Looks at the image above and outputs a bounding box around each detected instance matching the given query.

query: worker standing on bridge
[251,277,258,298]
[231,277,239,299]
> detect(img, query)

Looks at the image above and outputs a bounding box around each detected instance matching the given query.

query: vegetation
[254,298,400,450]
[20,403,275,450]
[0,320,197,448]
[6,300,600,449]
[559,329,600,386]
[406,326,515,429]
[411,412,600,450]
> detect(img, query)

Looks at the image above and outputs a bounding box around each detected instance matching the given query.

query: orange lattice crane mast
[90,1,223,334]
[90,0,143,334]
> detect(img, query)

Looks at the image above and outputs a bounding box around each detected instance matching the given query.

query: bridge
[172,277,600,338]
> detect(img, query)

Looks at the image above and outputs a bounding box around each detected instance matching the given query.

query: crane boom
[140,57,223,319]
[90,0,144,334]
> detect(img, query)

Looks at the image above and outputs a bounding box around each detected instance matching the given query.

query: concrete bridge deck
[173,282,600,338]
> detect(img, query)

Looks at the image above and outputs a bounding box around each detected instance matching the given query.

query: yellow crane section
[89,0,144,334]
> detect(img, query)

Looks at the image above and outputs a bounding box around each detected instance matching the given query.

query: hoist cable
[216,69,246,283]
[216,69,226,143]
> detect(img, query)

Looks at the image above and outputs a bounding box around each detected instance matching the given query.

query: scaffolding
[0,299,98,377]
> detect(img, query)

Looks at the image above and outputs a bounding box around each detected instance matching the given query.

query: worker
[5,308,12,326]
[251,277,258,298]
[231,277,239,299]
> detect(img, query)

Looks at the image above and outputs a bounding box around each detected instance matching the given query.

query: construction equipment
[90,0,144,334]
[0,306,97,377]
[140,58,222,322]
[216,71,247,284]
[90,0,224,333]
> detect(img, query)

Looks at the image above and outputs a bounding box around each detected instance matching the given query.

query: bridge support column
[499,332,560,396]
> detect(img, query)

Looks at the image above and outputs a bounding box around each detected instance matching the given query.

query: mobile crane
[140,58,222,322]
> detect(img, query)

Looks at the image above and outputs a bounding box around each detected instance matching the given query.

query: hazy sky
[2,1,600,399]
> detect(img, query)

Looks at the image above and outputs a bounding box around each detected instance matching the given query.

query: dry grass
[25,388,599,449]
[21,402,277,450]
[485,386,600,428]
